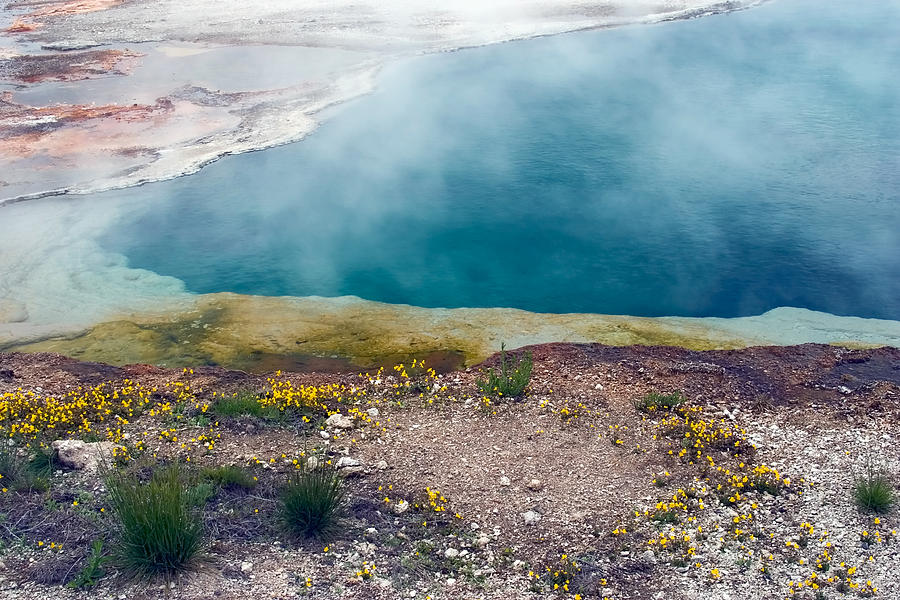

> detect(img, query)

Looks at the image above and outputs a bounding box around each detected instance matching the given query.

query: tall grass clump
[106,465,204,578]
[476,343,533,399]
[280,462,345,538]
[853,462,895,514]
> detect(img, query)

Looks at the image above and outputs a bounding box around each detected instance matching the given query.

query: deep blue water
[106,0,900,319]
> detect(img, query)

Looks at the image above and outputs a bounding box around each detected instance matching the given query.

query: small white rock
[393,500,410,515]
[521,510,542,525]
[444,548,459,559]
[241,561,253,574]
[499,476,511,487]
[526,479,543,491]
[319,430,331,440]
[326,413,355,429]
[336,456,361,469]
[51,439,115,473]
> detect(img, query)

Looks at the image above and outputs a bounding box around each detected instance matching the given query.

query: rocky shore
[0,341,897,599]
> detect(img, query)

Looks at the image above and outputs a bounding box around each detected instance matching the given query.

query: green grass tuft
[476,343,533,399]
[0,447,51,493]
[212,390,280,420]
[200,465,257,491]
[106,465,204,578]
[634,391,686,413]
[853,466,895,513]
[280,463,345,538]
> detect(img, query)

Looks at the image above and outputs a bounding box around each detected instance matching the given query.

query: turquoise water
[106,0,900,319]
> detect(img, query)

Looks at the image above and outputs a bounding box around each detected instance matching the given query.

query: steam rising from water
[107,0,900,317]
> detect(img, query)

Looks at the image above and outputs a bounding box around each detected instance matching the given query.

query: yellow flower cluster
[860,517,896,545]
[0,380,158,445]
[530,553,582,595]
[556,401,589,422]
[659,405,752,463]
[389,360,440,400]
[647,530,696,563]
[35,540,64,551]
[786,562,877,598]
[608,423,627,445]
[355,561,376,580]
[261,372,364,413]
[424,487,448,512]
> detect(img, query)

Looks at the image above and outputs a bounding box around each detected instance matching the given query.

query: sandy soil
[0,0,767,203]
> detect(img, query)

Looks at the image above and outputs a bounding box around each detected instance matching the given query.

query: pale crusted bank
[0,0,767,203]
[6,294,900,371]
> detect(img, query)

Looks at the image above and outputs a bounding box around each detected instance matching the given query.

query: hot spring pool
[104,0,900,319]
[2,0,899,367]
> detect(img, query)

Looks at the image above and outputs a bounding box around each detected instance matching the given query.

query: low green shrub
[106,465,204,578]
[476,343,533,399]
[280,463,345,538]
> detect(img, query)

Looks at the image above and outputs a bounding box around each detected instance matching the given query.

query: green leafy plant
[67,540,110,589]
[106,465,204,578]
[200,465,257,491]
[280,462,345,538]
[634,391,686,413]
[853,462,895,513]
[476,343,533,399]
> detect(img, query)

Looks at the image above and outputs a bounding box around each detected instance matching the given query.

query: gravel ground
[0,342,898,599]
